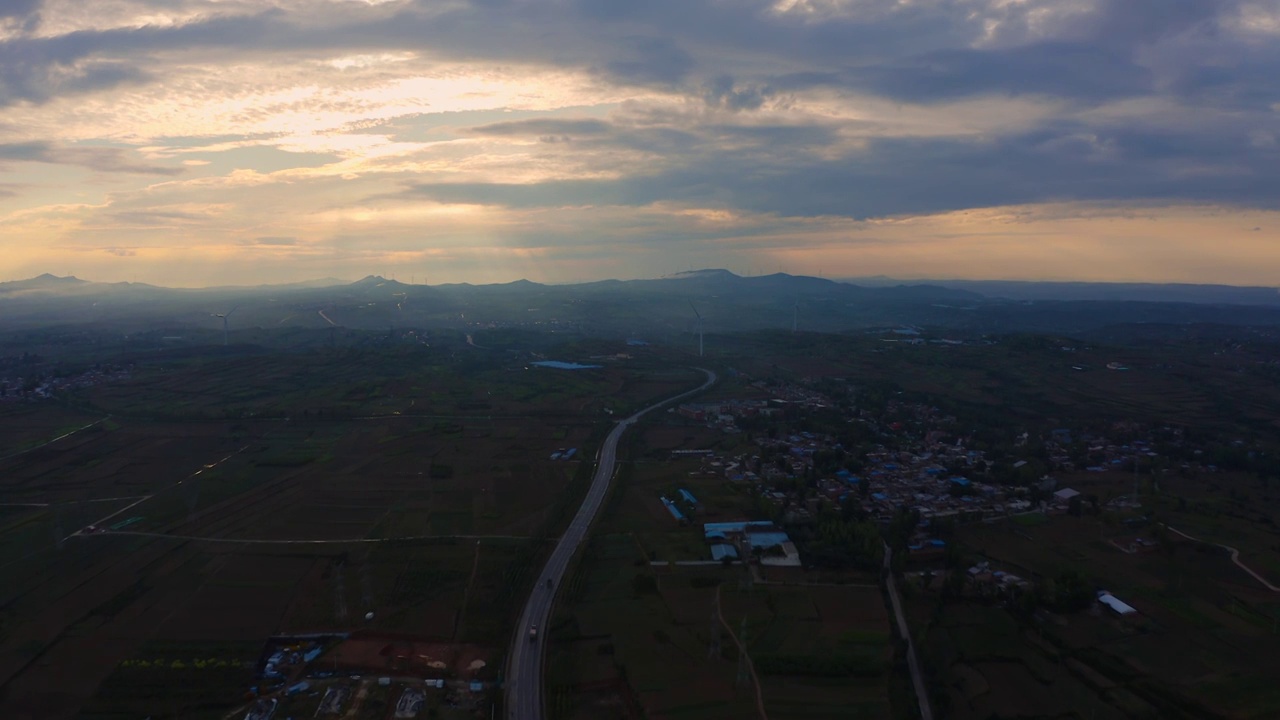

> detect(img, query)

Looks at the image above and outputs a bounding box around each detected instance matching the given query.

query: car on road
[528,625,538,642]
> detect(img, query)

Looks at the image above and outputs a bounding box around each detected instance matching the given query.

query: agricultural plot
[0,345,699,718]
[548,410,896,719]
[553,540,893,719]
[935,513,1280,719]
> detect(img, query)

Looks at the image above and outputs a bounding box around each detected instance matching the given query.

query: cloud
[703,75,770,111]
[0,0,41,20]
[0,0,1278,285]
[394,116,1280,219]
[466,118,613,137]
[0,141,181,174]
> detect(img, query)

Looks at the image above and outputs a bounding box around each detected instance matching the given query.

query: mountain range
[3,270,1280,340]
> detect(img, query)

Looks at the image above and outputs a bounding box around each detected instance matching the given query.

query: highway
[504,368,716,719]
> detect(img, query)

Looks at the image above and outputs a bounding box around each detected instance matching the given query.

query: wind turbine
[212,307,237,346]
[690,302,704,357]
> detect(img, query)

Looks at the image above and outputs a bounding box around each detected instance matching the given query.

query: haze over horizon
[2,0,1278,287]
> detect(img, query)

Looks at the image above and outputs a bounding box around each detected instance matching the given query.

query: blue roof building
[710,544,739,561]
[703,521,776,537]
[746,530,791,549]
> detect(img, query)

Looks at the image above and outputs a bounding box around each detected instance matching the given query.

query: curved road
[1166,525,1280,592]
[505,368,715,719]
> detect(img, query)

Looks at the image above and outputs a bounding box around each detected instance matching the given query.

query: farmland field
[0,340,703,719]
[908,510,1280,720]
[546,412,899,719]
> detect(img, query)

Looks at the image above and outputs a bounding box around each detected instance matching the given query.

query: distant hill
[840,277,1280,307]
[3,270,1280,338]
[0,273,90,293]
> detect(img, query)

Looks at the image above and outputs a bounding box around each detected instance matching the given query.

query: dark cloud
[0,0,1265,110]
[703,75,770,111]
[0,0,40,20]
[396,120,1280,218]
[1,0,1276,217]
[796,42,1154,103]
[1072,0,1236,47]
[0,141,182,175]
[467,118,613,137]
[0,10,275,106]
[602,36,694,85]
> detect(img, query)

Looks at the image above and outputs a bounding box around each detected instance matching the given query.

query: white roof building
[1097,592,1137,615]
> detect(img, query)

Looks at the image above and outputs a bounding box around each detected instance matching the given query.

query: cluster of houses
[693,431,1062,528]
[675,381,836,433]
[703,520,802,567]
[1045,425,1225,476]
[0,364,132,402]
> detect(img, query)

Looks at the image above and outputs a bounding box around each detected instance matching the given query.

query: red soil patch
[319,633,492,678]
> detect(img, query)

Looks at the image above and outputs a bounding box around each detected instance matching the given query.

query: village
[0,363,132,402]
[654,376,1234,618]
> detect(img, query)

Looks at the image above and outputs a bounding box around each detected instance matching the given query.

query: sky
[1,0,1278,287]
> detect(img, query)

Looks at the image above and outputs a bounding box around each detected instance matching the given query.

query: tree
[941,569,965,601]
[632,574,658,596]
[1052,569,1093,612]
[1068,495,1084,517]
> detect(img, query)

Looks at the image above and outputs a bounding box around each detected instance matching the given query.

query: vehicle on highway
[528,625,538,642]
